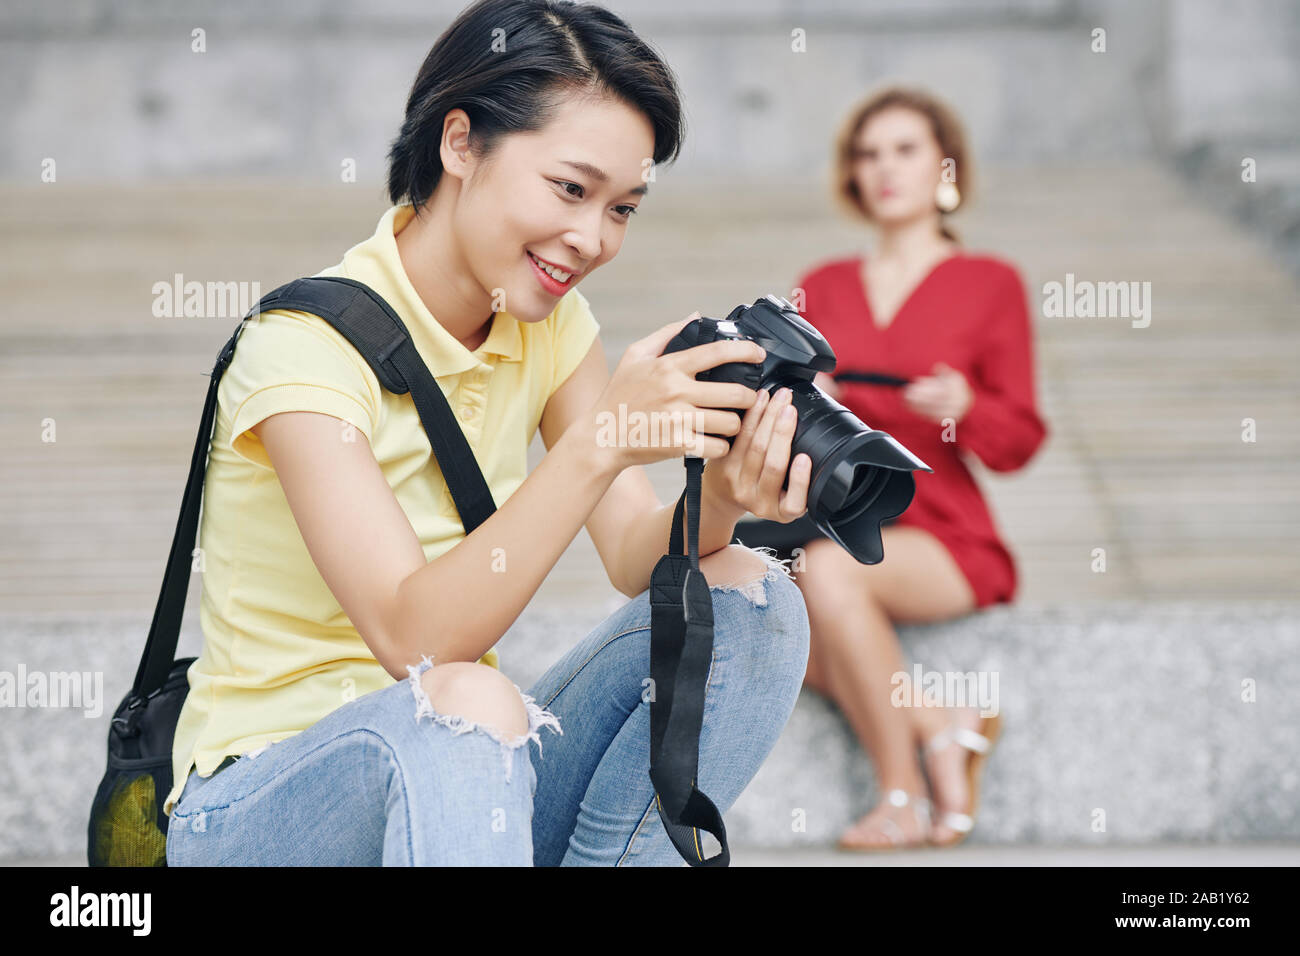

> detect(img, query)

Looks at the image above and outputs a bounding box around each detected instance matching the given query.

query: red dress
[793,253,1048,607]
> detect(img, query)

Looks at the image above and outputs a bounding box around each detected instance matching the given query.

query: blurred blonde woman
[789,86,1047,849]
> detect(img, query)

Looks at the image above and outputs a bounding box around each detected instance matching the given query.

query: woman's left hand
[699,386,812,524]
[902,361,973,424]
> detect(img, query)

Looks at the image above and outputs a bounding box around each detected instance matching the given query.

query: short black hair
[387,0,685,211]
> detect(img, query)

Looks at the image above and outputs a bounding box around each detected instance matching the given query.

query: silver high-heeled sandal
[923,711,1003,846]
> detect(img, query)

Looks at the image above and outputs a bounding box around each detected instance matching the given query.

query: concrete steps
[2,598,1296,861]
[495,599,1300,848]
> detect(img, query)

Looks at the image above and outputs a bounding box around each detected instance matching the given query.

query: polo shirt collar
[339,204,523,378]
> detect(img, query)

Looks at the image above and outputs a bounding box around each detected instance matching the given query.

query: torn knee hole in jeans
[404,655,562,783]
[708,546,796,607]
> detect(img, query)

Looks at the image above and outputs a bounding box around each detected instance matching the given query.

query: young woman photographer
[164,0,810,866]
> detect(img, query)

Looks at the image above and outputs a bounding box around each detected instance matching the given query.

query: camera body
[662,294,932,564]
[663,293,837,407]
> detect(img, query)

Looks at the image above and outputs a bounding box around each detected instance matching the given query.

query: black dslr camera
[661,294,932,564]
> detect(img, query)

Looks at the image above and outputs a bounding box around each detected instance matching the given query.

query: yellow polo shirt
[165,203,600,816]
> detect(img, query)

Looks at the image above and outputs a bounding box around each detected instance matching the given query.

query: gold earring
[936,181,961,213]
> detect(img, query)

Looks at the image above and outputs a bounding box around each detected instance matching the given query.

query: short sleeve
[220,309,382,471]
[548,288,601,397]
[957,264,1048,471]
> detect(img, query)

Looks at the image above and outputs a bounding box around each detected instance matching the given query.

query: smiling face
[450,88,655,324]
[849,106,947,228]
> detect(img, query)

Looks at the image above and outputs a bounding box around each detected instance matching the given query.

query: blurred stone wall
[2,0,1295,185]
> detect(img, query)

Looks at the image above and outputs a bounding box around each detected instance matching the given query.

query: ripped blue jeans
[165,547,809,866]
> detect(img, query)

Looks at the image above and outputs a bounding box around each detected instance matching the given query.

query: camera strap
[647,454,730,866]
[132,276,496,698]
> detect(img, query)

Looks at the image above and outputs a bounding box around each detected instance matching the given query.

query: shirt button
[460,406,475,421]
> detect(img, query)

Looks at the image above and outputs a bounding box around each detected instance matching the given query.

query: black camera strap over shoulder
[126,274,724,867]
[132,276,497,699]
[93,275,507,866]
[648,455,730,866]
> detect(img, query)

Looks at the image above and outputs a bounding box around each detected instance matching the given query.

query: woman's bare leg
[798,545,926,846]
[795,526,977,846]
[861,527,987,844]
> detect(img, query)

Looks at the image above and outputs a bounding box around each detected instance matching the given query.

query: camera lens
[838,462,891,518]
[786,381,931,564]
[660,300,932,566]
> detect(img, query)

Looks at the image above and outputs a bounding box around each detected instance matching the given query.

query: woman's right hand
[589,312,768,470]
